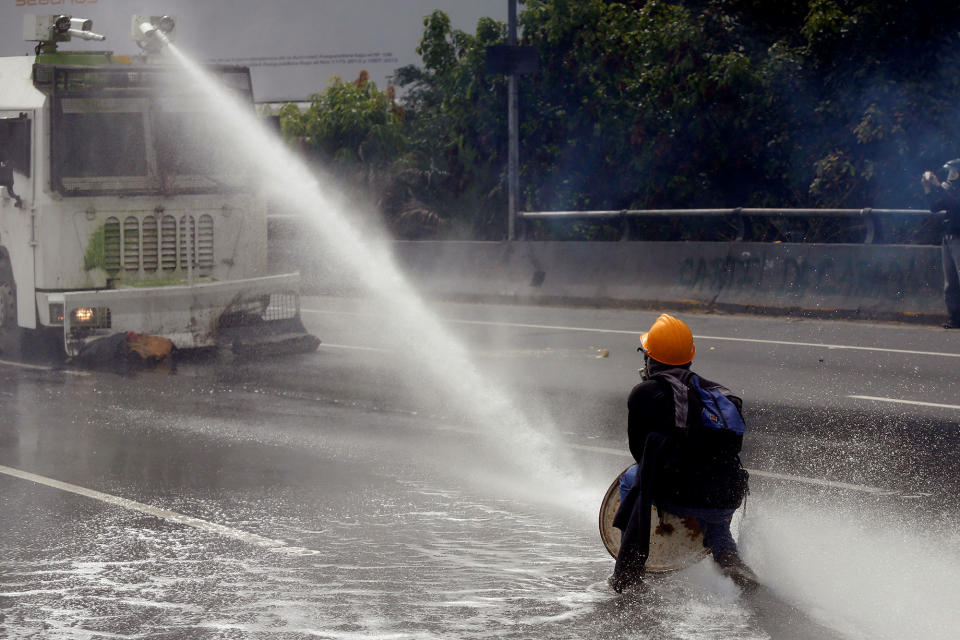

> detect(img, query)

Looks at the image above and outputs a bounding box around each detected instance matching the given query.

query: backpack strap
[650,368,695,432]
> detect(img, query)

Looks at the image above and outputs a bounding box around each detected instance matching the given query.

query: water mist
[737,483,960,640]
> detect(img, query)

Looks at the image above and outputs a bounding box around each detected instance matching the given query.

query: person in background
[921,159,960,329]
[0,152,22,208]
[610,313,756,592]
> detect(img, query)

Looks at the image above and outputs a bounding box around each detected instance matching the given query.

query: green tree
[284,2,960,241]
[393,11,511,238]
[279,71,404,186]
[796,0,960,207]
[519,0,800,213]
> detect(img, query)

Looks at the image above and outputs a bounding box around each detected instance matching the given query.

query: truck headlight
[71,307,111,328]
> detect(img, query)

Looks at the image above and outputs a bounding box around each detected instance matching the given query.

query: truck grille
[103,214,214,278]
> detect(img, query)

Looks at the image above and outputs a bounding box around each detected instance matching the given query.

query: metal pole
[507,0,519,241]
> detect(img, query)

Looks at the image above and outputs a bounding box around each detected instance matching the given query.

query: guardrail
[517,208,944,244]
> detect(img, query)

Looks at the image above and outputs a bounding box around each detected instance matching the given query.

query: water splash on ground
[740,487,960,640]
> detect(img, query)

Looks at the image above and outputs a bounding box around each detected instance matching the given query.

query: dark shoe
[608,571,643,593]
[714,552,759,591]
[944,318,960,329]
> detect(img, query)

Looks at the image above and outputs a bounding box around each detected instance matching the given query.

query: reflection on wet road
[2,465,808,639]
[2,297,959,639]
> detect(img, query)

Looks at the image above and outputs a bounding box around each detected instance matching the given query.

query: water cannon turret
[132,15,176,54]
[23,14,106,53]
[67,18,107,41]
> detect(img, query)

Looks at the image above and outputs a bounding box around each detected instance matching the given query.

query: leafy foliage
[279,71,403,173]
[392,11,512,238]
[281,1,960,242]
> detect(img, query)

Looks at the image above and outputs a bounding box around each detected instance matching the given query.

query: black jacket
[928,180,960,235]
[627,363,747,510]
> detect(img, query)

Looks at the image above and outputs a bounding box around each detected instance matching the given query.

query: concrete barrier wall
[268,218,947,323]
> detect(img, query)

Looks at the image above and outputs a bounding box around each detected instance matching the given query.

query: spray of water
[159,39,595,514]
[740,487,960,640]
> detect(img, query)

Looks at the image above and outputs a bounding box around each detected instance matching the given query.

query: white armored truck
[0,15,317,360]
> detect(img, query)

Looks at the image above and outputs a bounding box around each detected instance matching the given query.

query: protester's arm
[925,180,960,215]
[626,381,672,464]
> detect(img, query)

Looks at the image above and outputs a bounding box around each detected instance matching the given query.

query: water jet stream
[160,38,593,514]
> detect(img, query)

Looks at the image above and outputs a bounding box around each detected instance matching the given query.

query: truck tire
[0,276,20,360]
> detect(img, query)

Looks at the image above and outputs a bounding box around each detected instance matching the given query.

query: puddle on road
[0,375,850,640]
[11,369,949,639]
[1,477,776,640]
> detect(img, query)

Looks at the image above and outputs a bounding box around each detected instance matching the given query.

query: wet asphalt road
[1,296,959,639]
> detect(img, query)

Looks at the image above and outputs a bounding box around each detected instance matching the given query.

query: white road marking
[0,310,922,542]
[318,342,390,352]
[0,464,319,556]
[694,335,960,359]
[847,395,960,411]
[304,307,941,498]
[0,445,900,554]
[0,358,89,374]
[302,308,960,359]
[564,443,899,496]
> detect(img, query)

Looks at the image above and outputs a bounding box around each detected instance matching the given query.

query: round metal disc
[599,466,712,573]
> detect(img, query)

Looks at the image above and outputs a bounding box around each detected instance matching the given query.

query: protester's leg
[618,465,638,505]
[695,511,758,588]
[610,464,643,592]
[945,237,960,326]
[694,512,738,558]
[659,502,757,588]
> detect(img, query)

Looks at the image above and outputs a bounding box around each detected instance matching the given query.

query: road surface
[1,296,958,639]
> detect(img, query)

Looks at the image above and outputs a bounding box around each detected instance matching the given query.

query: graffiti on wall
[678,250,941,301]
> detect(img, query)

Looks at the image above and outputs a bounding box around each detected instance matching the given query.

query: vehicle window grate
[103,217,121,275]
[123,216,140,272]
[161,215,177,271]
[142,215,158,272]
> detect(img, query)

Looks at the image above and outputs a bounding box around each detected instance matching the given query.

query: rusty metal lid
[599,467,712,573]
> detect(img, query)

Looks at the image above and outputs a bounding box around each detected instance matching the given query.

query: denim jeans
[618,464,738,557]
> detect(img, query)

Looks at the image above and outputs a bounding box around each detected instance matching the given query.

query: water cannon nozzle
[70,17,93,31]
[156,16,176,35]
[132,15,176,54]
[22,14,105,46]
[138,21,158,38]
[67,28,106,41]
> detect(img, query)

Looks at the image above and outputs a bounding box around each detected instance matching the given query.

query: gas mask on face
[638,351,652,381]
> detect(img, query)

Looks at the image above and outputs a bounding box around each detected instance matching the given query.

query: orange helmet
[640,314,695,366]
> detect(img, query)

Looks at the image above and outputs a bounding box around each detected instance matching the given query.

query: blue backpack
[688,374,746,435]
[655,370,746,436]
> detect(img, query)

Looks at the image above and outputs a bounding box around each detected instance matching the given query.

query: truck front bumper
[37,273,315,357]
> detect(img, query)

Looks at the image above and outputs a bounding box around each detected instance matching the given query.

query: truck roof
[0,56,45,110]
